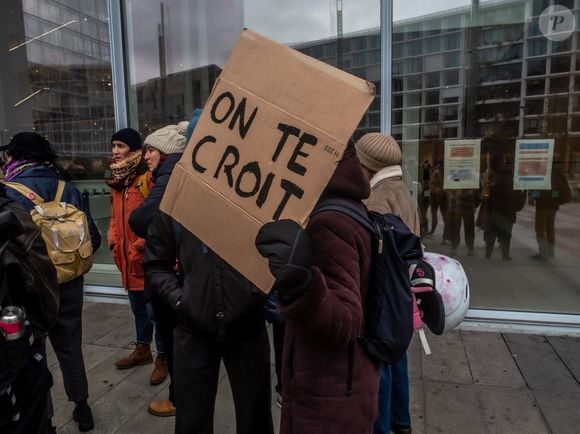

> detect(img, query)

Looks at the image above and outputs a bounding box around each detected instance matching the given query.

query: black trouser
[173,324,273,434]
[448,210,475,251]
[430,191,448,236]
[150,294,176,402]
[484,211,514,259]
[272,321,285,392]
[48,276,88,403]
[0,339,55,434]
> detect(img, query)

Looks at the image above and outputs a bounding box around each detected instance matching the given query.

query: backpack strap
[1,182,45,205]
[54,180,66,203]
[311,199,375,233]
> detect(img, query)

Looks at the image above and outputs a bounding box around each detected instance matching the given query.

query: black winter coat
[129,153,181,238]
[144,212,266,341]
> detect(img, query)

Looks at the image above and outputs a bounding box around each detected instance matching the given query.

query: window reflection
[394,0,579,314]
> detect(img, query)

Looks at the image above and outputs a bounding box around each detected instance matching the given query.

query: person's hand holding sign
[255,220,312,305]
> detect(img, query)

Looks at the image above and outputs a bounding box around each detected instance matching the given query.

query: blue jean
[127,290,165,354]
[373,354,411,434]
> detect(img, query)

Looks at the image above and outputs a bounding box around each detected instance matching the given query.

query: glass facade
[1,0,579,326]
[0,0,117,285]
[391,0,580,315]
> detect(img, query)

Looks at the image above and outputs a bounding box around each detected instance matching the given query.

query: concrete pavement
[49,301,580,433]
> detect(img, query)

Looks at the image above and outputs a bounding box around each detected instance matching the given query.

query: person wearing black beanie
[107,128,158,384]
[110,128,142,152]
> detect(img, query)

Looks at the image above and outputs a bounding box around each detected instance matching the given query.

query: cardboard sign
[513,139,554,190]
[160,30,374,293]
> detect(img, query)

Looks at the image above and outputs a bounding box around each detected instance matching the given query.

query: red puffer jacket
[279,143,380,434]
[108,171,151,291]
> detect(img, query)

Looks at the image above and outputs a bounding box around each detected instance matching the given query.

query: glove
[255,220,312,304]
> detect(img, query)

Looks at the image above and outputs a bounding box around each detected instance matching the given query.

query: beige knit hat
[354,133,402,172]
[144,122,189,155]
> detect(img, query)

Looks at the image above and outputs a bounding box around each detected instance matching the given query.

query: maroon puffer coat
[279,143,380,434]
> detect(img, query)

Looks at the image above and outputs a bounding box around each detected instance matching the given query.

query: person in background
[128,111,199,418]
[1,133,101,432]
[531,160,571,260]
[484,156,525,261]
[0,184,59,434]
[107,128,167,385]
[446,189,480,257]
[143,155,274,432]
[428,159,449,243]
[355,133,418,434]
[255,141,379,434]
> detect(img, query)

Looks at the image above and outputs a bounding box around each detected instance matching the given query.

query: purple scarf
[2,159,39,182]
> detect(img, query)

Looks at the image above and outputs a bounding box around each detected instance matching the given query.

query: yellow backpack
[3,180,93,283]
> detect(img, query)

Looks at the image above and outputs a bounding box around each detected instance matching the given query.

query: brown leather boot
[114,343,153,370]
[148,399,176,417]
[149,353,168,385]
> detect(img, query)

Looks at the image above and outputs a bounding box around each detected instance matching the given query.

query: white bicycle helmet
[421,252,470,333]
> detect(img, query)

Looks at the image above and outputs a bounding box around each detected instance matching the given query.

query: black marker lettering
[210,92,235,124]
[288,133,317,176]
[191,135,216,173]
[213,145,239,187]
[273,179,304,220]
[256,172,275,208]
[235,162,261,198]
[272,123,300,162]
[229,97,258,140]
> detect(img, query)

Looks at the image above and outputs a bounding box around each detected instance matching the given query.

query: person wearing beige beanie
[354,132,419,434]
[143,122,189,172]
[129,111,201,418]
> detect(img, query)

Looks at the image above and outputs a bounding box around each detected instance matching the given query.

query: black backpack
[312,199,423,364]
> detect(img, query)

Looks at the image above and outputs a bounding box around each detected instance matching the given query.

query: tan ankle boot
[149,353,168,385]
[115,343,153,369]
[148,399,176,417]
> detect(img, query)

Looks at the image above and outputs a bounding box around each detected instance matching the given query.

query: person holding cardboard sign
[256,142,379,434]
[143,210,274,433]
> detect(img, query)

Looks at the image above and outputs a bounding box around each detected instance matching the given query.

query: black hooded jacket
[143,213,266,341]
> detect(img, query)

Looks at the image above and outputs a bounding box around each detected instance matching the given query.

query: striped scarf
[106,151,143,191]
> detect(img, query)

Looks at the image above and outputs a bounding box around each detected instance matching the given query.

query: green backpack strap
[1,181,45,205]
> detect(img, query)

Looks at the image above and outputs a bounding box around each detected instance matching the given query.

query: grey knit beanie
[144,122,189,155]
[354,133,402,172]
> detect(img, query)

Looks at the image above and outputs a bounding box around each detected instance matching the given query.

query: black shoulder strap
[311,198,375,233]
[0,196,12,210]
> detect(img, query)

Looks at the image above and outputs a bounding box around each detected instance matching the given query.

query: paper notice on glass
[513,139,554,190]
[443,139,481,189]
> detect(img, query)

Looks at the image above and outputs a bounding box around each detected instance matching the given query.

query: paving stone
[533,391,580,434]
[424,381,486,434]
[58,363,164,433]
[462,331,526,388]
[82,301,133,344]
[547,336,580,383]
[504,334,580,393]
[409,380,425,434]
[478,386,549,434]
[407,334,423,380]
[116,385,175,433]
[92,322,136,348]
[422,331,473,384]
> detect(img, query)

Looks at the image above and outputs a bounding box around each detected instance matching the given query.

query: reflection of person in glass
[428,159,450,243]
[483,156,525,261]
[446,188,480,256]
[531,161,571,260]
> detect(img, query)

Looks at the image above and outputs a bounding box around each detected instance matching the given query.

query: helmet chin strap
[418,328,431,355]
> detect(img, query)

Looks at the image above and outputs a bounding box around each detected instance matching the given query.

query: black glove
[255,220,312,304]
